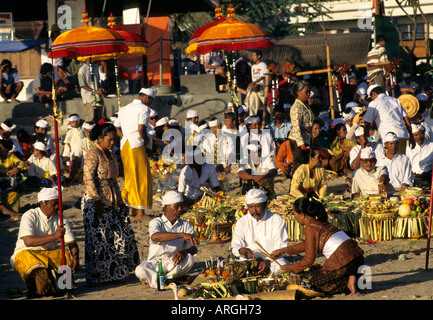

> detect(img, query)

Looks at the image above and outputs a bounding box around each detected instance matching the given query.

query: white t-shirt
[351,166,390,196]
[406,140,433,174]
[28,156,57,178]
[251,61,267,86]
[178,164,220,200]
[10,207,75,267]
[363,93,409,140]
[376,153,413,189]
[114,99,150,150]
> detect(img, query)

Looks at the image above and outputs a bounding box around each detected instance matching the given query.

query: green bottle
[157,259,166,291]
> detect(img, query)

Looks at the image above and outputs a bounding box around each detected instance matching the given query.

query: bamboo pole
[296,61,392,77]
[326,44,335,120]
[262,68,271,129]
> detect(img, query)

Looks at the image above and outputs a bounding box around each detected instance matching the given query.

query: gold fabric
[1,189,20,212]
[290,164,327,199]
[120,140,152,209]
[14,249,71,281]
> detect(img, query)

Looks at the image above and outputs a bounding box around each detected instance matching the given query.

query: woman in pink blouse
[81,123,139,285]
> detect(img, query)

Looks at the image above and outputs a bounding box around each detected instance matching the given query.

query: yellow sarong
[120,140,153,209]
[1,190,20,212]
[14,249,71,281]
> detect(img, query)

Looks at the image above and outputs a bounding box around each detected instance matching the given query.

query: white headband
[360,146,376,159]
[342,109,356,120]
[209,119,220,127]
[82,122,96,130]
[155,116,169,127]
[139,87,157,98]
[35,119,49,128]
[162,191,183,206]
[186,110,199,119]
[383,132,398,143]
[245,189,267,204]
[1,122,16,131]
[411,123,425,134]
[355,126,364,137]
[33,141,48,151]
[68,115,80,122]
[38,187,60,202]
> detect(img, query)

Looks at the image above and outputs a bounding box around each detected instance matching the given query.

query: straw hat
[398,94,419,118]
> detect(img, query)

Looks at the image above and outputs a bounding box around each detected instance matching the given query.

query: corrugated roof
[261,32,373,71]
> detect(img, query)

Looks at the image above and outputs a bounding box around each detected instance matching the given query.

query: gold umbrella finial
[215,5,223,18]
[81,9,89,26]
[227,3,235,19]
[108,12,116,28]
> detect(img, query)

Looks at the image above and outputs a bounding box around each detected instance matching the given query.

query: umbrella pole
[326,43,335,120]
[50,53,66,273]
[114,59,121,110]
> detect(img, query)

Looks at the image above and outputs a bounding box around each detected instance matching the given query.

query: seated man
[135,191,199,288]
[349,126,385,171]
[376,132,413,190]
[351,147,393,198]
[238,143,278,195]
[10,187,79,298]
[231,189,289,276]
[0,120,25,159]
[0,59,23,103]
[178,146,220,207]
[406,123,433,188]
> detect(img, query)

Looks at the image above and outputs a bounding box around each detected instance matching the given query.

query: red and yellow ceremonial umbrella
[195,4,274,55]
[185,5,226,55]
[77,13,154,109]
[193,4,274,128]
[47,9,127,272]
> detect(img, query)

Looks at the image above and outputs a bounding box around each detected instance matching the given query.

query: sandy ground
[1,170,433,302]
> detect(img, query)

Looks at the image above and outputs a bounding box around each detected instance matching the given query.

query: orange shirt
[275,140,293,171]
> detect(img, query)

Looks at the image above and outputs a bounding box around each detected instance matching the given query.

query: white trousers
[135,254,194,288]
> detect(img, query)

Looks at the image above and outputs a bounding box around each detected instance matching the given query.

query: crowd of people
[4,34,433,299]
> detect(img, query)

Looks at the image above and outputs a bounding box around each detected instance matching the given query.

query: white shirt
[231,210,288,263]
[238,155,277,175]
[147,215,194,262]
[220,126,249,165]
[406,140,433,174]
[376,153,413,189]
[178,164,220,200]
[78,63,102,104]
[63,127,85,158]
[363,94,409,140]
[28,155,57,178]
[251,61,267,86]
[349,142,385,170]
[114,99,150,150]
[351,166,390,196]
[10,207,75,267]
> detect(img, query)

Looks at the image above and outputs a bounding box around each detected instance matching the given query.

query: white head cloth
[411,123,425,134]
[162,191,183,206]
[186,110,199,119]
[68,115,80,122]
[38,187,60,202]
[209,119,220,127]
[342,109,356,120]
[82,122,96,130]
[35,119,49,128]
[245,189,267,204]
[1,122,16,131]
[367,84,381,97]
[34,141,48,151]
[168,119,179,126]
[355,126,364,137]
[156,116,169,127]
[360,146,376,159]
[139,87,157,98]
[383,132,398,143]
[149,109,158,117]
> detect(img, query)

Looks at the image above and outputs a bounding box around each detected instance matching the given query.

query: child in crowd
[34,119,55,154]
[26,141,58,189]
[62,114,85,180]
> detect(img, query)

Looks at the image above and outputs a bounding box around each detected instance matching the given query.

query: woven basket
[401,187,424,198]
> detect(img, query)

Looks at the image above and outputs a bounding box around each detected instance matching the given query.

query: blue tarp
[0,39,46,53]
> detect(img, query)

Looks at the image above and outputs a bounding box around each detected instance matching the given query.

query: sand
[1,171,433,302]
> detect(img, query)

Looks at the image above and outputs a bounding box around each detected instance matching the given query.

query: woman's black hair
[293,197,328,222]
[89,123,116,141]
[0,139,13,152]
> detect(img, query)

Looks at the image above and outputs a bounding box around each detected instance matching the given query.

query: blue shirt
[2,68,19,87]
[267,120,292,140]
